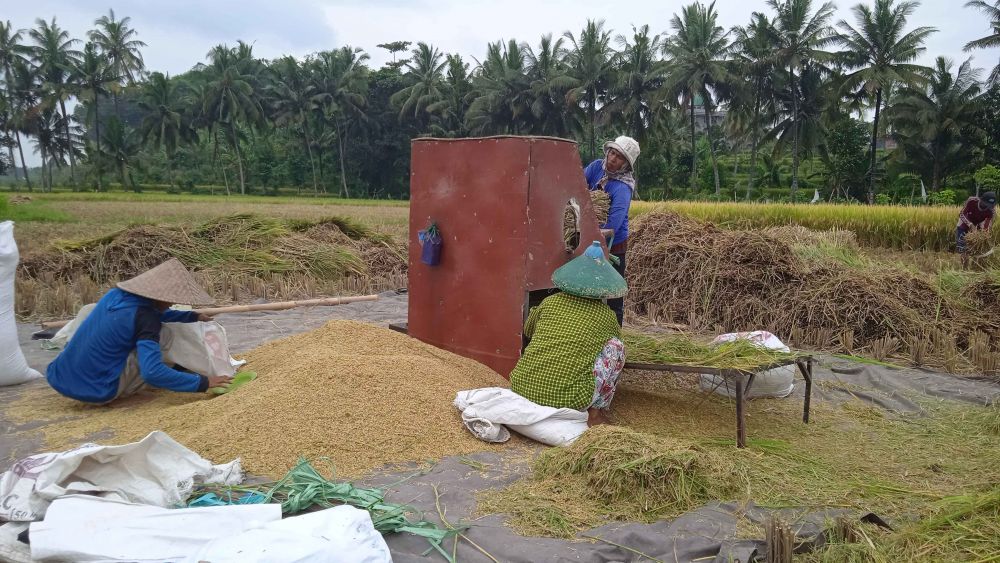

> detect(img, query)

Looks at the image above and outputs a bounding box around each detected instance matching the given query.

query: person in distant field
[583,135,640,326]
[510,242,627,427]
[957,191,996,269]
[46,258,232,404]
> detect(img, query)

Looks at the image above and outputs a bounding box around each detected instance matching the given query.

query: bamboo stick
[40,294,380,329]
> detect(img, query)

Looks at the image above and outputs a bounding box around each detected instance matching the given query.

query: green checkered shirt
[510,292,621,410]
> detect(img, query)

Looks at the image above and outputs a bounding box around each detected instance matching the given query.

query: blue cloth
[584,159,632,245]
[46,288,206,403]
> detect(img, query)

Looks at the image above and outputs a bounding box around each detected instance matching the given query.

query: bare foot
[587,408,611,427]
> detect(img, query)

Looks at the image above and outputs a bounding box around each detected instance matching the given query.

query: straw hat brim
[552,253,628,300]
[116,258,215,306]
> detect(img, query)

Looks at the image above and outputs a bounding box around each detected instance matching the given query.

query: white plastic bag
[186,505,392,563]
[0,220,42,386]
[29,495,281,562]
[0,431,242,522]
[161,321,237,377]
[699,331,795,399]
[455,387,589,446]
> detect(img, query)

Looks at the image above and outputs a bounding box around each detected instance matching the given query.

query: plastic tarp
[0,431,242,522]
[455,387,589,446]
[0,221,42,387]
[29,495,282,562]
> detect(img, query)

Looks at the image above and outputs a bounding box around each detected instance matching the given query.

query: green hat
[552,241,628,299]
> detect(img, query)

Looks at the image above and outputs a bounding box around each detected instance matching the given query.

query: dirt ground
[4,293,1000,562]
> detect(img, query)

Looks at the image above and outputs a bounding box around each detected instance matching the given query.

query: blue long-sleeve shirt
[584,159,632,246]
[46,288,208,403]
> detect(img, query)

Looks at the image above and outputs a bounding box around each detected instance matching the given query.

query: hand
[207,374,233,388]
[600,228,615,239]
[197,313,214,322]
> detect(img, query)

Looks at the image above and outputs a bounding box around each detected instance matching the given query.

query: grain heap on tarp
[16,214,407,318]
[7,320,509,478]
[626,211,998,370]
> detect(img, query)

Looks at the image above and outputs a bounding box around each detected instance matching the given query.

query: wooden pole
[40,294,380,329]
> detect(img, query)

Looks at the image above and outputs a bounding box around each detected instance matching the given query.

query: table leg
[798,359,813,423]
[735,372,747,448]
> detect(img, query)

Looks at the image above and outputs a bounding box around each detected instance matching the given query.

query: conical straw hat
[552,241,628,299]
[117,258,215,305]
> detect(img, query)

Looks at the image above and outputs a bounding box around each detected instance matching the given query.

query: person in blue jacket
[46,258,232,404]
[583,135,640,326]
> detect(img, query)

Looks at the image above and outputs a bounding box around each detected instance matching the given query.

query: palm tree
[138,72,195,188]
[75,42,117,191]
[101,115,142,191]
[767,0,836,199]
[88,9,146,117]
[0,21,31,188]
[766,63,834,177]
[604,25,668,143]
[524,35,579,137]
[310,47,369,198]
[888,57,985,191]
[837,0,936,203]
[564,19,614,160]
[30,108,66,192]
[731,13,777,199]
[426,53,473,137]
[7,60,37,191]
[390,43,447,129]
[466,40,534,135]
[664,2,731,193]
[964,1,1000,84]
[200,42,263,195]
[30,17,81,189]
[267,55,321,193]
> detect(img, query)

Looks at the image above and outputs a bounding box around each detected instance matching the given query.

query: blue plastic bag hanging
[418,222,442,266]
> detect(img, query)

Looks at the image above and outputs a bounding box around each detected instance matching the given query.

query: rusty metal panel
[525,138,607,290]
[407,137,531,375]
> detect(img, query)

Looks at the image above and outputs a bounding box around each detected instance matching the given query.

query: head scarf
[598,148,637,196]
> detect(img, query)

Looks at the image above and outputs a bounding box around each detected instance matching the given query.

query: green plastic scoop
[208,371,257,395]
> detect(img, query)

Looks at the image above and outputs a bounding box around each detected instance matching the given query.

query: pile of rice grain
[9,320,508,478]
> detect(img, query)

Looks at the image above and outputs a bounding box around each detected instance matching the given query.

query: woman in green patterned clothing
[510,242,627,426]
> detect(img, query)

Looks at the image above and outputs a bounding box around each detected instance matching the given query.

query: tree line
[1,0,999,202]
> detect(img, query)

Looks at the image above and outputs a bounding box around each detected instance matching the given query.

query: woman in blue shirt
[582,135,640,326]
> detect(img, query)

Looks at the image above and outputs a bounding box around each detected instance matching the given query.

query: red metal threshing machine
[400,136,607,376]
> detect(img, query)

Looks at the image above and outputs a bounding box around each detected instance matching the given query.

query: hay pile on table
[16,214,407,318]
[626,211,997,368]
[623,332,799,370]
[8,320,508,478]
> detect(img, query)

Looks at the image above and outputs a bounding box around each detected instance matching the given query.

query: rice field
[633,201,962,252]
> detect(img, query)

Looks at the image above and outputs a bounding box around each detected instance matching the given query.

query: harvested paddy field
[6,320,510,478]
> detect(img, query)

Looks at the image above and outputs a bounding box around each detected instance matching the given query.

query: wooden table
[624,357,814,448]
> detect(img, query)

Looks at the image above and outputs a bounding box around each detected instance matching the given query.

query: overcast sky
[6,0,999,76]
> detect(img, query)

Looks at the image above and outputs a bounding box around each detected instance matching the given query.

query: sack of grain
[699,331,795,399]
[161,321,238,378]
[0,221,42,387]
[454,387,589,446]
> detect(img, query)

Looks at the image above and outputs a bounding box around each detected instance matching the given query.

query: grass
[632,201,961,252]
[478,375,1000,560]
[623,332,800,370]
[2,195,72,223]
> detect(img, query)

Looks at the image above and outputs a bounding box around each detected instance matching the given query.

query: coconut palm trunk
[14,130,30,191]
[229,121,246,195]
[789,68,800,200]
[300,109,319,195]
[866,87,883,205]
[747,86,762,201]
[336,121,350,198]
[702,96,721,195]
[94,95,103,191]
[58,99,77,189]
[689,94,698,190]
